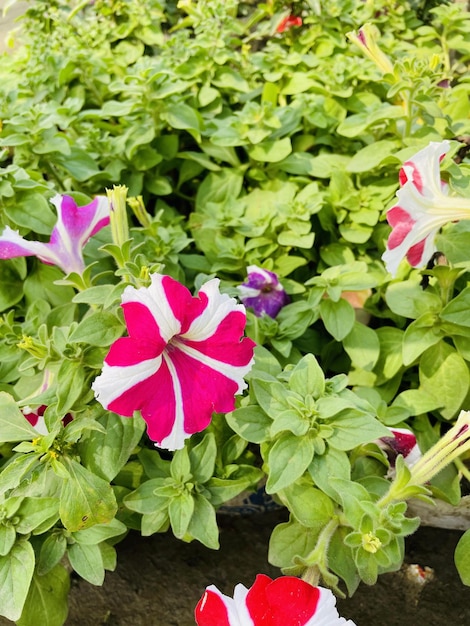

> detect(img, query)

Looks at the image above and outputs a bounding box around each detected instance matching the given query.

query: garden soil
[1,510,468,626]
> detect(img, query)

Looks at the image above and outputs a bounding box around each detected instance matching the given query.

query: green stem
[67,0,91,21]
[455,457,470,484]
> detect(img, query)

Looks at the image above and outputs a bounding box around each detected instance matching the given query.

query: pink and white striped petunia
[0,194,109,275]
[195,574,356,626]
[92,273,256,450]
[382,140,470,276]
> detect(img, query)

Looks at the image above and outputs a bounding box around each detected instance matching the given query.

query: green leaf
[385,281,442,320]
[56,359,86,414]
[17,564,70,626]
[80,412,146,481]
[24,264,75,308]
[0,453,42,495]
[278,479,334,529]
[38,534,67,576]
[268,518,319,569]
[67,542,104,586]
[320,298,355,341]
[187,494,219,549]
[419,342,470,420]
[60,458,117,532]
[168,491,194,539]
[15,497,59,535]
[0,260,25,311]
[0,393,38,442]
[249,138,292,162]
[440,287,470,327]
[308,448,351,502]
[266,433,314,493]
[161,104,202,139]
[5,192,56,234]
[225,405,273,443]
[0,525,16,556]
[189,433,217,484]
[54,147,101,181]
[72,518,127,545]
[328,410,390,450]
[455,529,470,585]
[346,140,399,172]
[343,322,380,371]
[68,311,123,347]
[123,478,170,514]
[402,313,443,365]
[289,353,325,398]
[0,540,35,621]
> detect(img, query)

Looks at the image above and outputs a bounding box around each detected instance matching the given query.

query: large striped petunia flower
[92,273,255,450]
[382,140,470,276]
[195,574,356,626]
[0,194,109,275]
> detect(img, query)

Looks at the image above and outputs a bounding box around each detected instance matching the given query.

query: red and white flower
[377,428,421,472]
[277,15,302,33]
[382,140,470,276]
[0,194,109,275]
[195,574,356,626]
[92,273,255,450]
[22,405,73,434]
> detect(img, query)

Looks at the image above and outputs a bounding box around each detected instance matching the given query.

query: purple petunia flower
[0,194,109,275]
[238,266,290,318]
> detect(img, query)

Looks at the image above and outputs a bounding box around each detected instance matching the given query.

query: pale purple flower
[0,194,110,275]
[238,266,290,318]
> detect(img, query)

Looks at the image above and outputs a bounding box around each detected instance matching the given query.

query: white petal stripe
[184,278,247,342]
[174,341,252,393]
[91,356,162,408]
[158,352,186,451]
[121,275,181,342]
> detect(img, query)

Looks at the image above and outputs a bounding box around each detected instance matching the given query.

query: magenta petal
[108,360,177,443]
[122,301,166,351]
[51,195,110,243]
[168,349,240,434]
[406,238,427,267]
[162,274,206,333]
[182,311,256,367]
[386,206,412,229]
[105,337,159,367]
[105,301,166,366]
[0,240,37,259]
[195,590,232,626]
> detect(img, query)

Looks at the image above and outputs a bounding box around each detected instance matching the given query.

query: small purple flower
[238,266,290,318]
[0,194,110,275]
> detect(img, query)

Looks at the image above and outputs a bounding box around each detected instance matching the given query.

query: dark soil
[0,511,469,624]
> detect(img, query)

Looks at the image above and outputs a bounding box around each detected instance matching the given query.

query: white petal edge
[184,278,247,342]
[121,274,182,342]
[304,587,357,626]
[92,356,162,409]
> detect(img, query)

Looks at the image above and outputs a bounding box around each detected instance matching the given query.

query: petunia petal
[0,226,60,265]
[195,585,251,626]
[246,575,321,626]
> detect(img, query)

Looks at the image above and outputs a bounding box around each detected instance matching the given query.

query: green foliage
[1,0,470,623]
